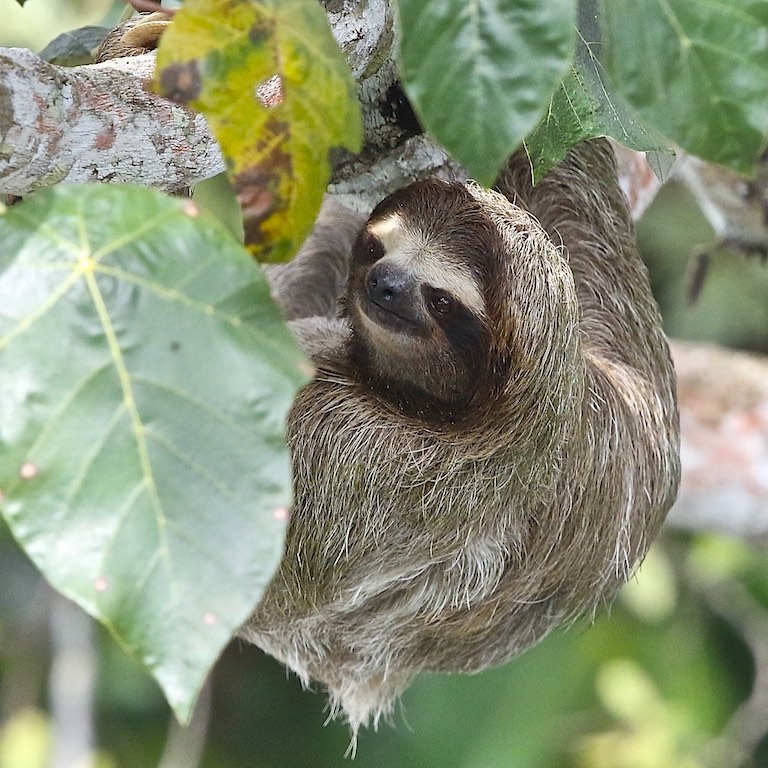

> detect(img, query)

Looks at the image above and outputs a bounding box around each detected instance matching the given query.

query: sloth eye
[427,289,454,317]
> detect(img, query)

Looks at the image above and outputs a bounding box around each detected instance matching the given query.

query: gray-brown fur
[267,198,365,321]
[241,139,681,731]
[95,14,680,737]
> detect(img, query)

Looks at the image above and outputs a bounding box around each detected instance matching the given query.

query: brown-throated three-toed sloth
[93,10,677,739]
[241,139,681,731]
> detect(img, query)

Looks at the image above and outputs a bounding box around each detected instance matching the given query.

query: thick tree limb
[0,1,458,205]
[0,48,222,195]
[667,341,768,537]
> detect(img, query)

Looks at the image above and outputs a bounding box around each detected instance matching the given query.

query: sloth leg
[95,12,171,62]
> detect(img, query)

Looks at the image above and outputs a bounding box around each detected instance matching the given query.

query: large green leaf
[155,0,362,262]
[601,0,768,172]
[526,0,671,182]
[0,186,309,720]
[396,0,577,185]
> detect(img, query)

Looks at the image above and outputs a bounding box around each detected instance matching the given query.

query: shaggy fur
[241,140,680,733]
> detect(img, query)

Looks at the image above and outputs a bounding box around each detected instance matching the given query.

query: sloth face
[345,179,505,415]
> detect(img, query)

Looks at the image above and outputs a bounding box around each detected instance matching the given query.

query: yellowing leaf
[155,0,362,262]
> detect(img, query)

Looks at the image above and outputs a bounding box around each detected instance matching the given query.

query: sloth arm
[264,199,366,372]
[502,141,672,383]
[503,140,680,514]
[265,198,366,321]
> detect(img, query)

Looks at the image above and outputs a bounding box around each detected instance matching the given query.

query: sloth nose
[366,262,412,315]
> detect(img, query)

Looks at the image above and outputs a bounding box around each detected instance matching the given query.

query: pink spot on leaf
[19,462,38,479]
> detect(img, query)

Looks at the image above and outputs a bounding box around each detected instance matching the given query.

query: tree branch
[0,48,222,195]
[0,1,460,205]
[667,341,768,537]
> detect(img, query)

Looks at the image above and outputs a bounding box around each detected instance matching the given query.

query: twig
[700,580,768,761]
[156,679,213,768]
[49,595,97,768]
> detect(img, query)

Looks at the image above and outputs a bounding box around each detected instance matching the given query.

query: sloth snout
[366,263,413,314]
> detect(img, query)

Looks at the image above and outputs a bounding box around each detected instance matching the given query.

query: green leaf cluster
[395,0,768,182]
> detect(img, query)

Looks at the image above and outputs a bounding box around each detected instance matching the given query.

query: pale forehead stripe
[368,215,404,243]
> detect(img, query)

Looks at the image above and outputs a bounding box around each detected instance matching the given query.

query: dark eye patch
[421,286,490,368]
[355,231,384,265]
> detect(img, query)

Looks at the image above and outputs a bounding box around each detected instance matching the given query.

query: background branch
[667,341,768,537]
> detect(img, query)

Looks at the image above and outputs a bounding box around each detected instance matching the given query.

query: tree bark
[0,12,461,210]
[0,48,221,195]
[668,340,768,537]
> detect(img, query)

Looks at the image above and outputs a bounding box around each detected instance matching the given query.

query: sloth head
[345,179,577,419]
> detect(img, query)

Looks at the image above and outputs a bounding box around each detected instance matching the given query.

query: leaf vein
[130,374,254,438]
[13,360,114,471]
[63,403,128,509]
[82,269,175,596]
[0,271,82,352]
[96,479,150,573]
[92,264,245,329]
[145,427,245,507]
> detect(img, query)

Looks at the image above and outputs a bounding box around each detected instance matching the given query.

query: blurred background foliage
[2,1,768,766]
[1,0,116,50]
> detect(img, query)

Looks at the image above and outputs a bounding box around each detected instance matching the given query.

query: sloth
[241,139,681,731]
[93,9,678,739]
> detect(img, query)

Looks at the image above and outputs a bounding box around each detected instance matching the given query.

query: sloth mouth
[358,293,423,335]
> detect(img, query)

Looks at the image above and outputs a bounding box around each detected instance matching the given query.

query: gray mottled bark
[0,49,222,195]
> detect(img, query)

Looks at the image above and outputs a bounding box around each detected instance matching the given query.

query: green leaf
[396,0,577,185]
[155,0,362,262]
[601,0,768,173]
[192,172,245,245]
[38,26,111,66]
[526,0,671,181]
[0,186,309,720]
